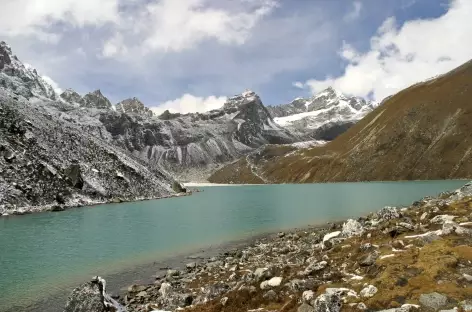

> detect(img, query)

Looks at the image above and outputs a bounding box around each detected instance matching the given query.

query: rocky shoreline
[0,191,192,217]
[64,182,472,312]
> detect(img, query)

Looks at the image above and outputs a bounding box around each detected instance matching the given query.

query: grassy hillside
[209,59,472,184]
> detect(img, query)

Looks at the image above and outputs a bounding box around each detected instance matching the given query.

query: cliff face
[210,59,472,184]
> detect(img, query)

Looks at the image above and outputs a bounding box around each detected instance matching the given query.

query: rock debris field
[65,182,472,312]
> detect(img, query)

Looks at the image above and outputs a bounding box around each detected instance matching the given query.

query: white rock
[342,219,364,238]
[430,215,456,224]
[325,288,358,298]
[463,274,472,282]
[420,212,428,221]
[254,267,272,281]
[260,277,282,290]
[322,231,342,249]
[220,297,229,306]
[159,283,172,297]
[302,290,315,302]
[379,254,395,260]
[360,285,378,298]
[357,303,368,310]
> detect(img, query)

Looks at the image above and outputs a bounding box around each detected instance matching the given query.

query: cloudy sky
[1,0,471,114]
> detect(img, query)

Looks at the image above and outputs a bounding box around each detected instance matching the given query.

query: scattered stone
[342,219,364,238]
[359,252,378,267]
[378,207,400,221]
[463,274,472,282]
[64,276,125,312]
[220,297,228,306]
[430,215,456,225]
[298,303,315,312]
[303,290,315,303]
[260,277,282,290]
[360,285,378,298]
[311,292,342,312]
[323,231,341,249]
[357,303,367,310]
[303,261,328,275]
[254,267,273,281]
[419,292,448,311]
[263,290,278,301]
[420,212,429,221]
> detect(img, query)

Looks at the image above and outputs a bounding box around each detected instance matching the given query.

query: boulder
[419,292,448,311]
[298,303,316,312]
[260,277,282,290]
[430,215,456,225]
[303,261,328,275]
[378,207,400,221]
[342,219,364,238]
[322,231,341,249]
[303,290,315,303]
[311,292,342,312]
[64,276,125,312]
[254,267,273,281]
[360,285,378,298]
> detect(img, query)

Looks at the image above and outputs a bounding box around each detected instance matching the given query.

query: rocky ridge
[96,90,299,181]
[116,97,153,117]
[0,43,182,215]
[64,182,472,312]
[0,41,57,100]
[0,90,178,215]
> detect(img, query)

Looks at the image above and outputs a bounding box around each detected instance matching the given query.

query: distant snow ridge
[267,87,378,140]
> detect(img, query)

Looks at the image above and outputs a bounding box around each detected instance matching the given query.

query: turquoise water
[0,180,467,311]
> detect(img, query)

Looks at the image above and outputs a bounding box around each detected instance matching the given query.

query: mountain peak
[116,97,153,116]
[60,88,82,104]
[80,90,112,110]
[0,41,57,100]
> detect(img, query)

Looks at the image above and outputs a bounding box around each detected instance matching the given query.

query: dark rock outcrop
[64,276,126,312]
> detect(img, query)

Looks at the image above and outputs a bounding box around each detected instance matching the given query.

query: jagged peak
[0,41,12,54]
[90,89,105,97]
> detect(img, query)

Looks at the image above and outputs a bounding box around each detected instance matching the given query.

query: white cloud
[344,1,362,22]
[292,81,304,89]
[0,0,121,38]
[302,0,472,102]
[151,94,227,115]
[108,0,278,56]
[41,75,63,94]
[101,33,127,58]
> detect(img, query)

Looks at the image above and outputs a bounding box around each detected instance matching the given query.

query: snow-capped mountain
[0,41,57,100]
[267,87,378,140]
[0,40,375,188]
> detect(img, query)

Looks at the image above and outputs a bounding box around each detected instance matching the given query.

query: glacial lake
[0,180,468,312]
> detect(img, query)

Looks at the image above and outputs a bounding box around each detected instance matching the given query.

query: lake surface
[0,180,467,311]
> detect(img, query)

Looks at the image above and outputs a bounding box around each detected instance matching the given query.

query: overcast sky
[1,0,471,114]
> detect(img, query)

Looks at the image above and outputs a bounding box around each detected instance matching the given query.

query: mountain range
[0,40,380,212]
[209,58,472,184]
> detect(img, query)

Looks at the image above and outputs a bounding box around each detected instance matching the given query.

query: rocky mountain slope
[0,42,176,215]
[209,59,472,184]
[95,90,299,181]
[267,87,378,140]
